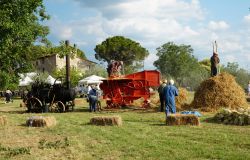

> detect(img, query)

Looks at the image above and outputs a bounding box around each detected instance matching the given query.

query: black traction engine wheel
[26,97,43,113]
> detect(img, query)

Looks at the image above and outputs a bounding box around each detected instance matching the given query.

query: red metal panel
[125,70,160,86]
[100,70,160,108]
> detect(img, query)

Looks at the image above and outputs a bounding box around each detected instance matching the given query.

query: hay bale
[191,73,247,111]
[26,116,56,127]
[20,101,26,107]
[90,116,122,126]
[166,114,200,126]
[176,88,188,111]
[0,115,7,126]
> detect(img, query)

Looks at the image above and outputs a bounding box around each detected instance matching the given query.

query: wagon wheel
[133,81,143,89]
[50,101,65,113]
[26,97,43,113]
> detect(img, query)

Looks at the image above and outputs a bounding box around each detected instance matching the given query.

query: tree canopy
[0,0,49,89]
[28,42,86,61]
[154,42,209,89]
[221,62,250,90]
[52,67,83,87]
[94,36,149,74]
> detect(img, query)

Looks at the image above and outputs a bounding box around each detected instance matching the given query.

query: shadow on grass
[18,123,28,127]
[123,119,163,123]
[0,110,26,114]
[150,123,166,126]
[73,108,90,112]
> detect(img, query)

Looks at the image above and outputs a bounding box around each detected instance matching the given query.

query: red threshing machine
[100,70,160,108]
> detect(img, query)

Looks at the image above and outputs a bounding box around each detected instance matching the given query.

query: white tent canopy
[79,75,105,84]
[45,75,61,85]
[18,76,33,87]
[18,72,61,86]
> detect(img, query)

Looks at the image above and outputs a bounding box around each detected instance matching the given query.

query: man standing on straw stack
[164,79,178,116]
[210,41,220,76]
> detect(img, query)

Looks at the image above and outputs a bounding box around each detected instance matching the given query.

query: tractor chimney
[65,40,70,89]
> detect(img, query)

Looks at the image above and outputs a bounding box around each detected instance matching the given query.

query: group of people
[158,79,179,116]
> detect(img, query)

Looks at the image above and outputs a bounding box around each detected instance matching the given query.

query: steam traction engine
[25,40,76,113]
[26,80,76,113]
[100,61,160,108]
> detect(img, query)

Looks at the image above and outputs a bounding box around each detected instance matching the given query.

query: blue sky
[43,0,250,70]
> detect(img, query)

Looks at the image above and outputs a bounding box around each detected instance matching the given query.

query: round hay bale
[166,114,200,126]
[26,116,57,127]
[90,116,122,126]
[191,73,247,111]
[0,115,7,126]
[176,88,188,111]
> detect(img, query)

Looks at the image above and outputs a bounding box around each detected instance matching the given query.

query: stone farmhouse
[34,54,96,74]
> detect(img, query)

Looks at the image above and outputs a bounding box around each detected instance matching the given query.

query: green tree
[94,36,149,74]
[84,65,108,78]
[0,0,49,89]
[54,41,86,59]
[154,42,209,89]
[199,59,211,72]
[221,62,250,89]
[52,67,83,87]
[28,43,86,61]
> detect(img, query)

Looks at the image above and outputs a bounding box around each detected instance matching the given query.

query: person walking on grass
[158,79,167,112]
[164,79,178,116]
[5,89,13,103]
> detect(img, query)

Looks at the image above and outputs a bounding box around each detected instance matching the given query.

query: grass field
[0,97,249,160]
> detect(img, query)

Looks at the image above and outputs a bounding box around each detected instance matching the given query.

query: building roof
[37,53,97,64]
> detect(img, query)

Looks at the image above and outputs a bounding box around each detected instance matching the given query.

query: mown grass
[0,98,249,160]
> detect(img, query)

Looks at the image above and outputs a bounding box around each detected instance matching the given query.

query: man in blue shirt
[164,79,178,116]
[88,85,98,112]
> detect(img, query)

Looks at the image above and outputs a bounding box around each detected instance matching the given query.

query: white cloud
[208,21,229,30]
[223,55,236,63]
[46,19,73,40]
[45,0,250,70]
[244,14,250,23]
[75,0,204,20]
[60,27,73,39]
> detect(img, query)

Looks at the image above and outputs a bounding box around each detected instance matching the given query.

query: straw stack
[26,116,57,127]
[176,88,188,111]
[166,114,200,126]
[191,73,247,111]
[90,116,122,126]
